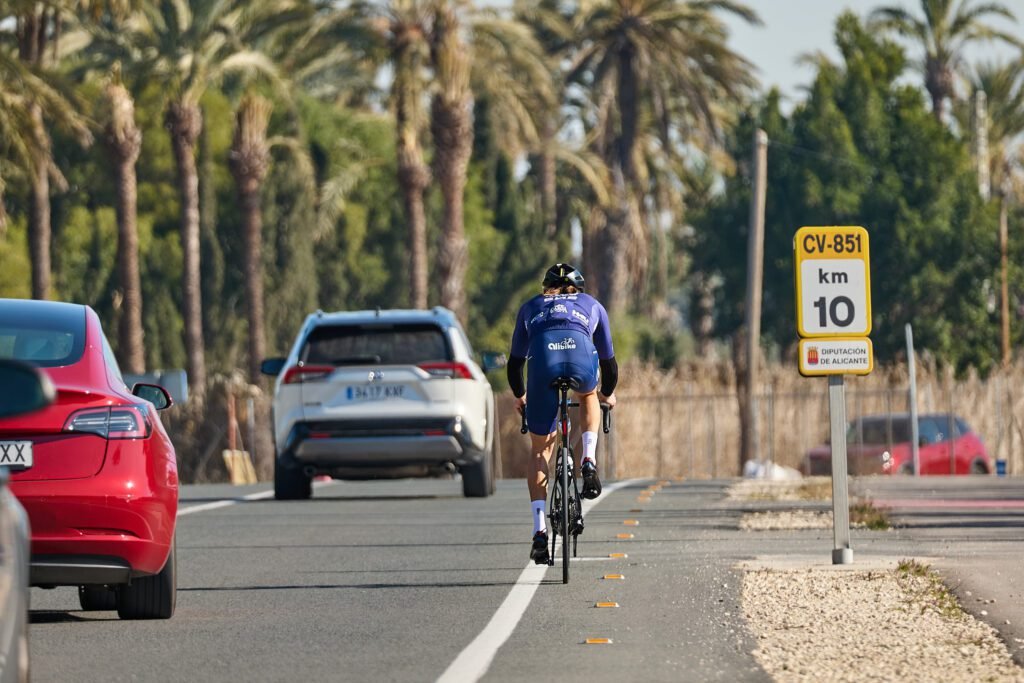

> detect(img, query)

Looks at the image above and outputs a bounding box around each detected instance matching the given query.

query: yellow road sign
[795,226,872,338]
[798,338,874,376]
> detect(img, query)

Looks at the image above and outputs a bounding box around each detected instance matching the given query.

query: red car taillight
[418,362,473,379]
[282,365,335,384]
[63,406,152,439]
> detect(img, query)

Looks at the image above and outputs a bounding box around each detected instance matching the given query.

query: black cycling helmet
[542,263,585,291]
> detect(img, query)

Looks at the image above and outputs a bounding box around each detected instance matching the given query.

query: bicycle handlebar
[519,402,613,434]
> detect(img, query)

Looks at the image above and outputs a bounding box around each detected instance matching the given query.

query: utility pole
[742,129,768,471]
[1000,168,1010,366]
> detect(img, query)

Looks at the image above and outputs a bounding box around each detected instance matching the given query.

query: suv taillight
[63,406,152,439]
[418,362,473,379]
[282,365,335,384]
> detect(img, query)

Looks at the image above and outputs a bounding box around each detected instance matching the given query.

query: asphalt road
[28,477,769,682]
[26,475,1024,681]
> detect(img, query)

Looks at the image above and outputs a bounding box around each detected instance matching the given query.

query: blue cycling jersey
[510,293,615,360]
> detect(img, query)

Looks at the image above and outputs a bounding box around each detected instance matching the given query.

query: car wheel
[117,539,176,620]
[969,459,989,475]
[275,460,312,500]
[461,448,493,498]
[897,462,914,475]
[78,585,117,611]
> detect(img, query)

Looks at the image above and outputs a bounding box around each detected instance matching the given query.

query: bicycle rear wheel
[560,446,570,583]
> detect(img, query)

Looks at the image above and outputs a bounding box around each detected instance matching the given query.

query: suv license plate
[346,385,406,401]
[0,441,33,469]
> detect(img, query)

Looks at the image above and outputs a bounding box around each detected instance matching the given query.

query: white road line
[177,480,338,517]
[436,478,642,683]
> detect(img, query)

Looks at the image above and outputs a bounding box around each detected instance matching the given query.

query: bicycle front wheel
[561,447,571,584]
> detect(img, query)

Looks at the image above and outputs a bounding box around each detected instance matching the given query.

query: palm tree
[229,93,272,384]
[430,2,472,320]
[3,4,96,299]
[83,0,293,406]
[957,60,1024,365]
[0,51,88,239]
[514,0,572,242]
[345,0,433,310]
[870,0,1020,121]
[100,66,145,373]
[429,1,558,321]
[566,0,759,313]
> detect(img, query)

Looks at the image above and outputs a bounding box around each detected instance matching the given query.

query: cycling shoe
[581,461,602,499]
[530,531,550,564]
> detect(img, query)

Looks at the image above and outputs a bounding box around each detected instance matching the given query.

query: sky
[722,0,1024,109]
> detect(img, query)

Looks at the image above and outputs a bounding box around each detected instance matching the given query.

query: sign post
[795,226,872,565]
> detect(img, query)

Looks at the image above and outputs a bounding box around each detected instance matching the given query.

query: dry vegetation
[498,358,1024,480]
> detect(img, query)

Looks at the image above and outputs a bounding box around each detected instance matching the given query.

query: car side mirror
[261,357,287,376]
[0,359,55,418]
[481,351,507,373]
[132,383,173,411]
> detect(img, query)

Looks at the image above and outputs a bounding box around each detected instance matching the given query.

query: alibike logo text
[547,337,577,351]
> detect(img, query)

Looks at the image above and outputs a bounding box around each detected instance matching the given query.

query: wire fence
[497,363,1024,480]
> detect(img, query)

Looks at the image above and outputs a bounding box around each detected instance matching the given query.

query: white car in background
[262,308,504,499]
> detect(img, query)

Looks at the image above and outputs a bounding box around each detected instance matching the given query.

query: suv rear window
[0,301,87,368]
[301,323,451,366]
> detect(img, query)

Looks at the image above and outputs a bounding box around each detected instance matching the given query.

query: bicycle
[521,379,611,584]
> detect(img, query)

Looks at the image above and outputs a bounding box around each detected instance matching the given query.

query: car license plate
[346,385,406,401]
[0,441,32,469]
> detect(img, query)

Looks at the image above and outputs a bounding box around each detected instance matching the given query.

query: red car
[0,299,178,619]
[801,413,993,476]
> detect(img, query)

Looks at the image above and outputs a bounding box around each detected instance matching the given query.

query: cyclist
[507,263,618,564]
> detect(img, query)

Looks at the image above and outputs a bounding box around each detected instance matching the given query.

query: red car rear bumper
[11,441,177,585]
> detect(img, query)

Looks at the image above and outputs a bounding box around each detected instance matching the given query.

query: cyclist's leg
[525,349,561,562]
[578,389,601,436]
[569,343,602,498]
[526,430,556,503]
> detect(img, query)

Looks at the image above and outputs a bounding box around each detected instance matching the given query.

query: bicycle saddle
[549,376,582,391]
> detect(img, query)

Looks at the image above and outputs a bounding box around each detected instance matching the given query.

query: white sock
[582,431,598,467]
[532,500,546,534]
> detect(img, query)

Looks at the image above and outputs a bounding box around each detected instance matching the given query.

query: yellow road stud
[608,552,627,558]
[623,519,640,526]
[616,533,634,539]
[594,602,619,608]
[603,573,625,580]
[584,638,613,644]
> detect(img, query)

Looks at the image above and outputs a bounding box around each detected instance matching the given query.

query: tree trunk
[539,118,557,240]
[230,94,272,385]
[28,103,51,300]
[165,101,206,407]
[394,40,430,309]
[0,176,7,236]
[693,274,716,358]
[431,5,473,322]
[599,166,635,315]
[104,79,145,374]
[396,130,430,309]
[18,10,51,300]
[431,94,472,321]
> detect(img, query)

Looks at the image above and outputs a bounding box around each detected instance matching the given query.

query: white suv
[261,308,503,499]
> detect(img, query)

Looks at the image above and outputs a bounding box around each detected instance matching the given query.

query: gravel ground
[741,564,1024,682]
[740,509,835,530]
[732,479,1024,682]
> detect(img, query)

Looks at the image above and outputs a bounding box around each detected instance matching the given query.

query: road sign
[798,338,874,376]
[795,226,871,338]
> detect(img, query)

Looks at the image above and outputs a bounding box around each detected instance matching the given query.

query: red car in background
[0,299,178,619]
[801,413,993,476]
